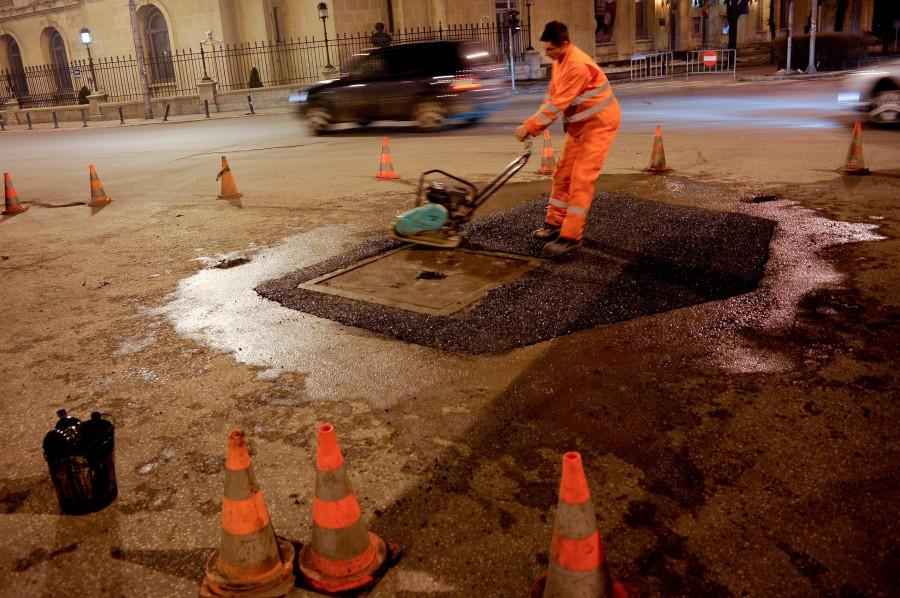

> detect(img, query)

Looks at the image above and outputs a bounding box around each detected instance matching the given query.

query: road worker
[515,20,621,256]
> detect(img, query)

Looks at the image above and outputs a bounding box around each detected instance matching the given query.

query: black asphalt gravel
[256,195,776,353]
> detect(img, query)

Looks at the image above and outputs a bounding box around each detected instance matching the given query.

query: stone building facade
[0,0,880,72]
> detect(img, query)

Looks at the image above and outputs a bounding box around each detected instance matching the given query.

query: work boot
[532,224,561,241]
[543,237,581,257]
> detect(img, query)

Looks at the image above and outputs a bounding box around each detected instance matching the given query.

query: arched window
[49,30,72,90]
[145,6,174,83]
[5,37,28,96]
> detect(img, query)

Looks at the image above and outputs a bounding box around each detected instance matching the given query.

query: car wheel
[414,102,446,130]
[305,106,332,134]
[869,88,900,123]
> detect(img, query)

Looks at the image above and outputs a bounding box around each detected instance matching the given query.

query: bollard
[26,113,33,130]
[53,111,59,129]
[81,109,88,128]
[247,95,256,115]
[204,99,211,119]
[118,106,125,125]
[0,115,5,131]
[163,103,171,122]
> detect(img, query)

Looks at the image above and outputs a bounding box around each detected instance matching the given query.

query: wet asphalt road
[0,76,898,596]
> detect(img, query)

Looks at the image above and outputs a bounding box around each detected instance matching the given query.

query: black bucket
[43,411,117,515]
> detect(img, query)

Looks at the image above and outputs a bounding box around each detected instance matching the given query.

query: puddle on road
[152,226,504,407]
[709,200,884,373]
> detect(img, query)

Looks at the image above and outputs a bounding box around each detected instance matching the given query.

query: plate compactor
[392,139,533,248]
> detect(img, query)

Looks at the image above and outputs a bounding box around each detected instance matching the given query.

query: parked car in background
[289,40,509,134]
[838,58,900,124]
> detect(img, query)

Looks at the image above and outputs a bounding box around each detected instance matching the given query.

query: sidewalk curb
[0,108,294,133]
[741,70,849,82]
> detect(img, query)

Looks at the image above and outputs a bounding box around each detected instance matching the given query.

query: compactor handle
[472,138,533,208]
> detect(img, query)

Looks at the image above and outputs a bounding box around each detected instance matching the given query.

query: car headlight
[837,91,860,104]
[289,91,309,103]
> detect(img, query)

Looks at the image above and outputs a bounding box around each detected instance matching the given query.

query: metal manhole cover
[299,246,541,316]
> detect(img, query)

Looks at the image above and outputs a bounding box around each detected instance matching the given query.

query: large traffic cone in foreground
[537,129,557,175]
[2,172,28,215]
[88,165,112,207]
[298,423,395,593]
[376,136,399,180]
[530,452,628,598]
[200,430,295,597]
[216,156,244,199]
[645,125,672,173]
[838,122,870,175]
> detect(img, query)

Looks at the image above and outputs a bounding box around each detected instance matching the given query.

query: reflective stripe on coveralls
[546,106,620,241]
[522,43,621,242]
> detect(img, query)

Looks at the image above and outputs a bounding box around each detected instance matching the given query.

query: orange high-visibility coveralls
[522,44,621,242]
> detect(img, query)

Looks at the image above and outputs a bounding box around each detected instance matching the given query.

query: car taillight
[450,76,482,91]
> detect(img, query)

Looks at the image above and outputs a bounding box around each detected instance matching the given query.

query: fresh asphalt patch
[256,195,776,353]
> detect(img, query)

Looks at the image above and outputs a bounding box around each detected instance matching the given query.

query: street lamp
[525,0,534,51]
[318,2,333,69]
[80,27,97,91]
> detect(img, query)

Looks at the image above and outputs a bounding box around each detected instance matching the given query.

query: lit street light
[80,27,97,92]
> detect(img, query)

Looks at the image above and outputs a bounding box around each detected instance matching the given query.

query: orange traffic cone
[88,165,112,207]
[298,423,395,593]
[529,452,628,598]
[2,172,28,215]
[216,156,244,199]
[200,430,295,597]
[376,136,399,180]
[838,122,870,175]
[645,125,672,173]
[537,129,556,175]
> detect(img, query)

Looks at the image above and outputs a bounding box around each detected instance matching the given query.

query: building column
[680,0,691,51]
[617,0,636,57]
[429,0,447,26]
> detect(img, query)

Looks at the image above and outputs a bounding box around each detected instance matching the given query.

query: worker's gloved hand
[514,125,531,142]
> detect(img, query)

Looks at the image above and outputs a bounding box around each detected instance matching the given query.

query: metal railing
[630,52,674,81]
[685,49,737,78]
[1,22,530,109]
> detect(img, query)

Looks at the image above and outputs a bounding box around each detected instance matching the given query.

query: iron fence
[0,22,530,109]
[685,49,737,78]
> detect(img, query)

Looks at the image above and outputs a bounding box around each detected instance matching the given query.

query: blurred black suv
[290,40,508,134]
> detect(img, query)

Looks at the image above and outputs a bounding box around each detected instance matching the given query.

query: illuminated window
[595,0,617,44]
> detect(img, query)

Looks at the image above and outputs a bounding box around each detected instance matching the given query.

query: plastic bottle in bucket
[43,410,117,515]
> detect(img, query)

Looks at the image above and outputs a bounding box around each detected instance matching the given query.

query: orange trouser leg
[546,133,583,227]
[559,122,619,241]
